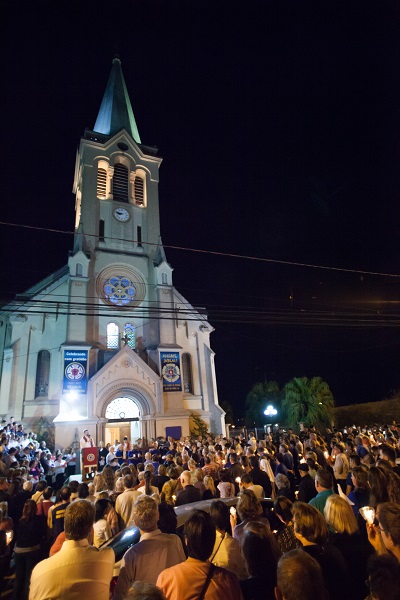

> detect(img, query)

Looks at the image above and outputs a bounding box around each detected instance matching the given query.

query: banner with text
[63,350,88,394]
[160,351,182,392]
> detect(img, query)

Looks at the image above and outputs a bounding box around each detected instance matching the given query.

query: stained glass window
[103,276,136,306]
[107,323,119,349]
[124,323,135,349]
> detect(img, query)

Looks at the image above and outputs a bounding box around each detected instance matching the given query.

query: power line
[1,219,400,278]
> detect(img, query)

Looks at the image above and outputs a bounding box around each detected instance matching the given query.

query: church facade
[0,58,225,449]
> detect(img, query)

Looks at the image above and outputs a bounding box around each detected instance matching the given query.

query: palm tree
[283,376,334,429]
[245,380,281,428]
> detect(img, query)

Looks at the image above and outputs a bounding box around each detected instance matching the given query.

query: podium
[82,447,98,479]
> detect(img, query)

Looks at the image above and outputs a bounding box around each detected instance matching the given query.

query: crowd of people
[0,415,400,599]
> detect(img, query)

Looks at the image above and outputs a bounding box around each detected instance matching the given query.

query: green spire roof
[94,56,141,143]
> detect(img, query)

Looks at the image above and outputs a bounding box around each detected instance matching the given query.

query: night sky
[2,1,400,418]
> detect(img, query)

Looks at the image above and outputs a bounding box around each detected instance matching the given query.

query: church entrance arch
[104,396,141,445]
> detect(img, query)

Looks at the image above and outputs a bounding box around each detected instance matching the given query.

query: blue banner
[160,352,182,392]
[63,350,88,394]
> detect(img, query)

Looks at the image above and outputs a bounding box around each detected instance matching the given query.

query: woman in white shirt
[93,498,112,547]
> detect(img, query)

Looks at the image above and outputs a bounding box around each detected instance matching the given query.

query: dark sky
[2,1,400,418]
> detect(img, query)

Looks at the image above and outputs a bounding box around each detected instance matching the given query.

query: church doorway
[104,396,141,445]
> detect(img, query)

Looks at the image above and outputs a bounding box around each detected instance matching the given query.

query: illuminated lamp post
[264,405,278,434]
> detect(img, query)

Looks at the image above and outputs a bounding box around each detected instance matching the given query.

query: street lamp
[264,405,277,417]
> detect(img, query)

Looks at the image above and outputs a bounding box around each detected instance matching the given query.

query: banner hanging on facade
[63,349,88,394]
[160,351,182,392]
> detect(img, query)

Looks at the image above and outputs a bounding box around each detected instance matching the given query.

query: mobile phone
[230,506,237,515]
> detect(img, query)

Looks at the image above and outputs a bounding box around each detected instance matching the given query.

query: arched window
[35,350,50,397]
[105,397,140,419]
[182,353,193,394]
[137,226,142,248]
[134,175,145,206]
[162,272,168,285]
[107,323,119,349]
[76,263,83,276]
[123,323,135,349]
[113,163,129,202]
[97,167,107,198]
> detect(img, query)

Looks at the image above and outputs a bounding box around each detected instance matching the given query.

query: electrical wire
[1,219,400,278]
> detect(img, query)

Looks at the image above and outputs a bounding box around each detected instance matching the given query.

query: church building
[0,57,225,449]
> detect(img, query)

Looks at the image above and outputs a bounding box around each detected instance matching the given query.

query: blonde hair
[93,473,105,494]
[324,495,358,535]
[194,468,204,482]
[203,475,216,495]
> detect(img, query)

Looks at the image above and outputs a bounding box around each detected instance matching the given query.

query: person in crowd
[217,469,235,498]
[275,473,295,501]
[292,501,349,600]
[93,498,112,547]
[297,463,317,503]
[52,485,71,540]
[13,499,45,600]
[274,453,289,478]
[324,494,370,599]
[209,500,246,578]
[36,486,54,518]
[273,496,302,554]
[156,509,243,600]
[240,455,251,475]
[364,554,400,600]
[232,489,269,545]
[157,501,187,555]
[249,455,272,497]
[368,466,389,507]
[175,470,202,506]
[367,501,400,562]
[114,495,186,600]
[227,452,244,482]
[308,469,335,514]
[31,480,46,504]
[202,475,218,500]
[153,464,170,493]
[330,442,350,493]
[161,467,181,505]
[102,464,117,494]
[115,474,141,529]
[30,499,115,599]
[64,447,77,478]
[348,466,370,516]
[123,582,167,600]
[240,521,281,600]
[240,473,264,498]
[138,470,160,501]
[275,548,328,600]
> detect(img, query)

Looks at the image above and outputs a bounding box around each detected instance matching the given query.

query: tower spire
[93,56,141,143]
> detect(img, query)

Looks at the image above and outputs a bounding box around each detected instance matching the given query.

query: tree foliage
[282,376,335,429]
[245,381,281,427]
[189,413,209,437]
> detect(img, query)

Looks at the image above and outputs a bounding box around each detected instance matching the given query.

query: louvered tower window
[182,353,193,394]
[113,164,129,202]
[35,350,50,397]
[97,168,107,198]
[134,176,145,206]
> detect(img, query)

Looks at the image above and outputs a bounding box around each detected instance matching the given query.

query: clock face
[113,207,130,222]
